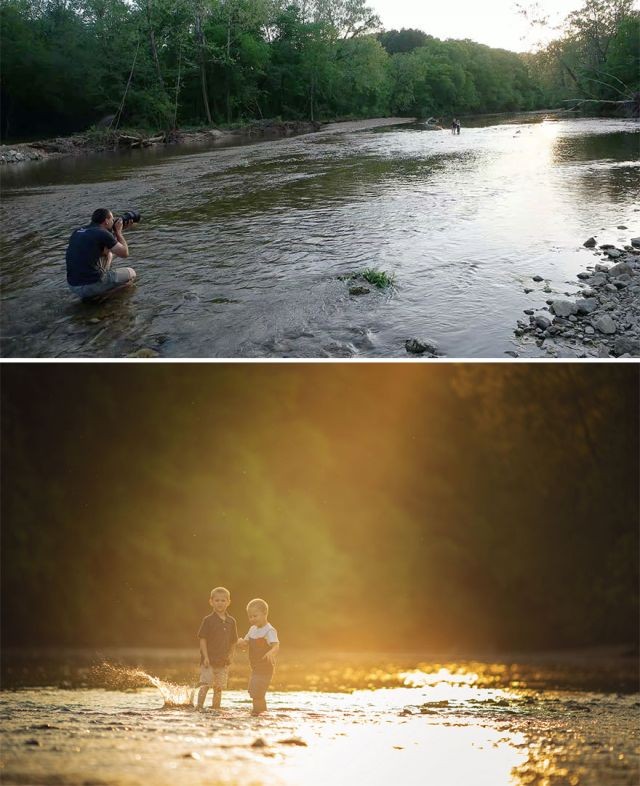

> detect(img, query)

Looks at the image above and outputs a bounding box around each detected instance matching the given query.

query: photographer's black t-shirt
[66,224,117,285]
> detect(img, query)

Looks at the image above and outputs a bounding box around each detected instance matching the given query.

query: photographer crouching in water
[66,208,139,300]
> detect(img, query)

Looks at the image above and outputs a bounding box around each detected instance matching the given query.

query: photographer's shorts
[69,267,136,300]
[199,665,229,690]
[248,668,273,700]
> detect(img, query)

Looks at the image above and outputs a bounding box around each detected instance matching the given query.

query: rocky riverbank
[515,235,640,358]
[0,118,414,166]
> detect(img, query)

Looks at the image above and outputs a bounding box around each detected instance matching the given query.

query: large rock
[613,336,640,357]
[608,261,633,277]
[405,338,438,355]
[550,299,577,318]
[631,237,640,248]
[583,237,597,248]
[589,272,607,286]
[603,248,623,259]
[576,298,598,315]
[534,315,551,330]
[593,315,617,335]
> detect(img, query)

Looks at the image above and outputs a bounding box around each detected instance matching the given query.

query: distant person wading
[65,208,136,300]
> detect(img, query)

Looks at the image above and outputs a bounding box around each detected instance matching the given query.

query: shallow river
[1,652,638,786]
[1,116,638,358]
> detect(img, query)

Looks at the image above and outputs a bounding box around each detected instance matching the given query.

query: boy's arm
[263,642,279,665]
[199,638,210,668]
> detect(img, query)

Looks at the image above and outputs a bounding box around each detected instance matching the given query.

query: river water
[1,116,638,358]
[1,652,638,785]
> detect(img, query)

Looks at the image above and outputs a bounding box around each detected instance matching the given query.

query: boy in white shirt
[237,598,279,715]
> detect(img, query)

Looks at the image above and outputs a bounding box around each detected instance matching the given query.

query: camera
[114,210,141,229]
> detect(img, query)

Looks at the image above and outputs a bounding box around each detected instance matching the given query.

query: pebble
[349,286,370,296]
[532,275,544,282]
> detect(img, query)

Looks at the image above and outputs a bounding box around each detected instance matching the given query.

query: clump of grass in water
[339,269,394,288]
[362,268,394,288]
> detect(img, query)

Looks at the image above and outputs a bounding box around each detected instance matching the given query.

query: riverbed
[1,116,638,358]
[1,652,638,785]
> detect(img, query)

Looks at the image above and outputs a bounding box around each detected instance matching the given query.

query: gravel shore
[515,236,640,358]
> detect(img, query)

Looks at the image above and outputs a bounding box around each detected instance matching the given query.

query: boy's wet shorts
[199,665,229,690]
[248,669,272,699]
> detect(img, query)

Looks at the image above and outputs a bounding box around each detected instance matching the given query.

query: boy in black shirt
[196,587,238,710]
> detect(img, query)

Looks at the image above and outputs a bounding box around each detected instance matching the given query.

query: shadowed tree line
[1,0,637,141]
[1,364,638,652]
[522,0,639,115]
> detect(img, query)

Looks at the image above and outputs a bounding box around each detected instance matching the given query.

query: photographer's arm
[111,218,129,259]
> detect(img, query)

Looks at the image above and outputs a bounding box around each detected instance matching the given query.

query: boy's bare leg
[212,689,222,709]
[197,685,209,709]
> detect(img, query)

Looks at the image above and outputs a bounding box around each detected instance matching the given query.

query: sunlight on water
[1,117,637,358]
[400,666,480,687]
[282,720,528,786]
[2,656,638,785]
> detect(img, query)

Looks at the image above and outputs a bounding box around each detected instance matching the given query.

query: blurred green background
[2,364,637,652]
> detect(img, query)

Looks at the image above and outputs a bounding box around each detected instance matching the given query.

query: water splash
[92,662,195,707]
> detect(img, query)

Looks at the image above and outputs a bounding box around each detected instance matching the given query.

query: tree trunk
[309,76,315,122]
[226,14,232,124]
[145,0,166,93]
[173,47,182,130]
[195,13,213,125]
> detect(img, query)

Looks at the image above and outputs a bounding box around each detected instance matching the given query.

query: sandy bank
[0,118,416,166]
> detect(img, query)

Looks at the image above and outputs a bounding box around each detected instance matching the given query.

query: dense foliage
[526,0,639,113]
[2,0,636,140]
[2,365,638,652]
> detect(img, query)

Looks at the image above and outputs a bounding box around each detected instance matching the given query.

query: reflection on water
[2,658,638,786]
[2,655,639,785]
[1,117,639,358]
